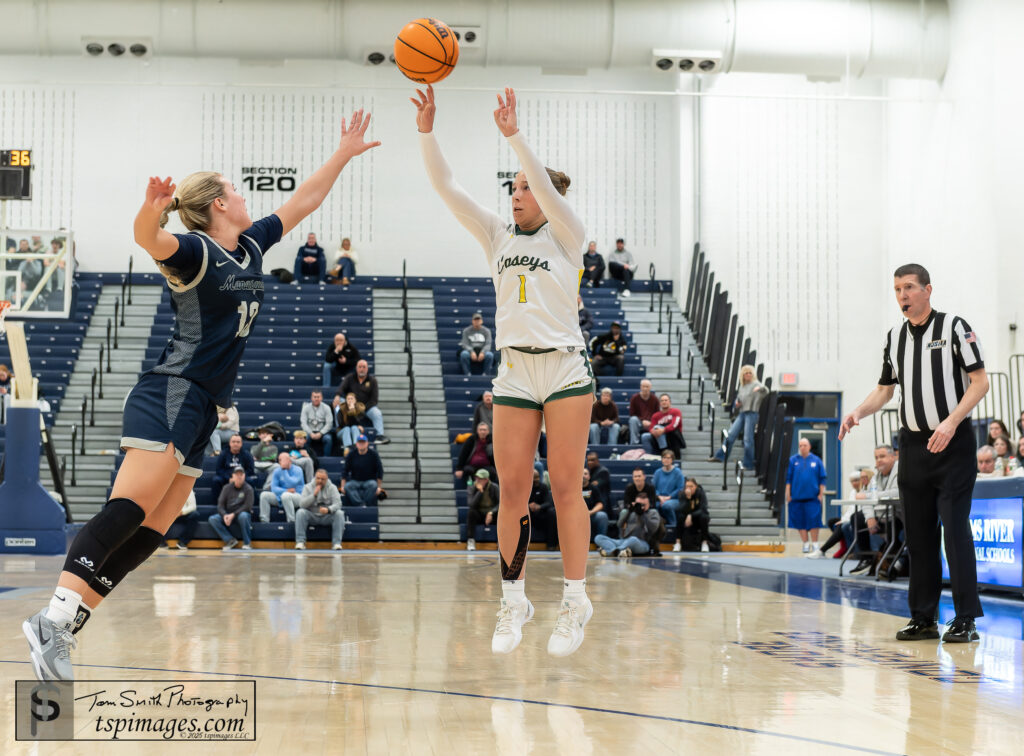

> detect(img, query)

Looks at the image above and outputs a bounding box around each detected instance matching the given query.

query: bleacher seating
[134,279,382,545]
[436,278,667,545]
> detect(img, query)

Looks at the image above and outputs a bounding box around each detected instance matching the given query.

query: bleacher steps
[618,295,781,544]
[372,289,459,541]
[42,286,163,521]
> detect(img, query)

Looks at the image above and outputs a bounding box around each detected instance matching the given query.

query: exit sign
[779,372,799,387]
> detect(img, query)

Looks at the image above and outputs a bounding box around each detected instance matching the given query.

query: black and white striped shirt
[879,310,984,432]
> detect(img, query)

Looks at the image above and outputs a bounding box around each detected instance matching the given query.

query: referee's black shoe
[895,618,940,641]
[942,616,980,643]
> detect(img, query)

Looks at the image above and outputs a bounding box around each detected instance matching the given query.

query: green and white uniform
[420,131,593,409]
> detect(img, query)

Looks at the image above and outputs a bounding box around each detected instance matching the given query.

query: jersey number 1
[517,275,527,303]
[235,301,260,338]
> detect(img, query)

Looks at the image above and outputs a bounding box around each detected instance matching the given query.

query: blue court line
[0,659,903,755]
[639,557,1024,640]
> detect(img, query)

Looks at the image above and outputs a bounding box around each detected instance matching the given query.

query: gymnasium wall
[0,58,681,279]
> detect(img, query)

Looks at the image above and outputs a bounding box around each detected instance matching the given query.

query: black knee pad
[62,498,146,583]
[90,526,164,597]
[501,515,531,581]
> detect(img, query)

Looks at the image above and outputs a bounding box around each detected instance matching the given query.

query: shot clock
[0,149,32,200]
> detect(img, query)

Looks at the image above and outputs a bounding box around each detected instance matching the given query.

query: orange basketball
[394,17,459,84]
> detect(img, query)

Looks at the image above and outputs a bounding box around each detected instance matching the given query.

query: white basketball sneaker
[547,596,593,657]
[491,598,534,654]
[23,610,77,681]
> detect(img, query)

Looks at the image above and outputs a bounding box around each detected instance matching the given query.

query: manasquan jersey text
[421,131,586,352]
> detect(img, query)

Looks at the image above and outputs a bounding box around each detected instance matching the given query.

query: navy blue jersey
[146,214,282,406]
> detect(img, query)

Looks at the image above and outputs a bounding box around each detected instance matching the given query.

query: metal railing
[648,263,657,313]
[687,348,697,403]
[706,401,716,456]
[665,305,673,355]
[675,328,684,380]
[69,425,77,486]
[697,377,706,430]
[734,461,746,525]
[79,399,87,454]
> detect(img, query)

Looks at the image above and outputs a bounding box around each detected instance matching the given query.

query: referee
[839,264,987,643]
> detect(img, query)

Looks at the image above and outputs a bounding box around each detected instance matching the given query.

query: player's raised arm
[274,109,381,237]
[413,85,506,255]
[494,88,586,256]
[133,176,181,261]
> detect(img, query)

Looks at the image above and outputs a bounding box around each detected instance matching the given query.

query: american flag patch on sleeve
[964,331,977,343]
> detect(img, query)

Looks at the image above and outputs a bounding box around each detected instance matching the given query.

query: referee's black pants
[898,422,983,621]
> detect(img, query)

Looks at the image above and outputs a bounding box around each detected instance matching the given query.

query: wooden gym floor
[1,549,1022,754]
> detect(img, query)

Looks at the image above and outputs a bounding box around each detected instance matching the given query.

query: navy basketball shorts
[121,373,219,478]
[788,498,823,531]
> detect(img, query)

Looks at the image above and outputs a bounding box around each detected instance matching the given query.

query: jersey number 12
[235,301,260,338]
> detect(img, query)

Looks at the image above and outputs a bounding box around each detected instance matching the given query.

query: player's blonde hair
[159,171,225,230]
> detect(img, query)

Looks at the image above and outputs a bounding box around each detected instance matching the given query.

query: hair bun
[170,197,181,211]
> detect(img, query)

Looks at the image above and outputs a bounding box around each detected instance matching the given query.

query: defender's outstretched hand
[410,85,437,133]
[338,109,381,158]
[493,88,519,137]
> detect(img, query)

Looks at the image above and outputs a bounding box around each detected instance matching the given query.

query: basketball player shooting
[22,110,380,682]
[413,85,595,656]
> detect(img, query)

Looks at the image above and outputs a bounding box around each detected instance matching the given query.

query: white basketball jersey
[489,224,584,350]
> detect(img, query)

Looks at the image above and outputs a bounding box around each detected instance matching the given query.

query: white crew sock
[45,586,82,627]
[501,580,526,604]
[562,578,587,602]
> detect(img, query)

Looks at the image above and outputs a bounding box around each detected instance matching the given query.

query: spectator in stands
[294,468,345,551]
[623,467,657,518]
[1012,437,1024,476]
[607,238,635,297]
[581,241,605,288]
[1017,412,1024,441]
[208,401,240,456]
[677,477,712,552]
[848,469,864,497]
[589,387,621,445]
[210,466,254,550]
[527,469,556,549]
[459,312,495,376]
[322,332,360,389]
[590,321,627,376]
[985,420,1010,446]
[577,295,594,344]
[812,445,899,569]
[473,390,494,432]
[334,359,389,444]
[211,433,257,498]
[334,392,366,453]
[162,492,200,550]
[466,469,499,551]
[293,232,326,283]
[585,452,612,516]
[595,490,654,557]
[708,365,768,470]
[301,389,334,457]
[341,434,383,506]
[856,468,875,496]
[259,452,303,522]
[786,438,827,553]
[628,379,658,444]
[653,450,683,537]
[0,363,11,396]
[976,445,1000,479]
[291,430,318,483]
[642,394,684,456]
[250,428,278,472]
[456,421,496,483]
[582,467,609,538]
[327,236,357,284]
[992,435,1012,476]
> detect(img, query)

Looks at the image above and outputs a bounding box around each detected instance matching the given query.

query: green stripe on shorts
[493,395,544,411]
[545,382,596,403]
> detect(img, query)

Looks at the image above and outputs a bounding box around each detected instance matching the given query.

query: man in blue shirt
[785,438,827,553]
[258,452,304,522]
